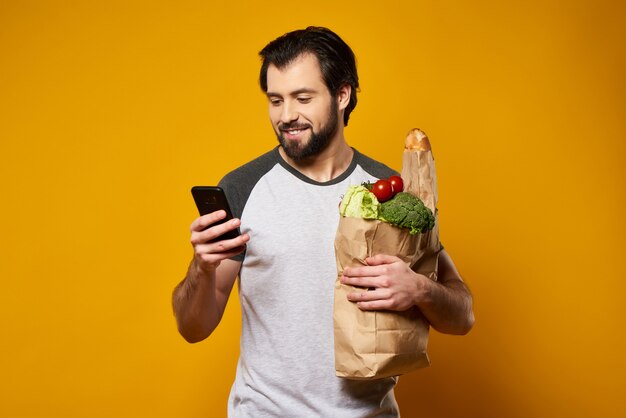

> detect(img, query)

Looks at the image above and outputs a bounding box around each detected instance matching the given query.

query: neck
[279,134,354,183]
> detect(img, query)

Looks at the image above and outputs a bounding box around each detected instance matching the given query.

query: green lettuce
[339,185,380,219]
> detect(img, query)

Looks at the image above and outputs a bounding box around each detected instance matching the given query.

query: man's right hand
[189,210,250,275]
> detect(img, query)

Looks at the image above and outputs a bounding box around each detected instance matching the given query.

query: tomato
[372,179,393,202]
[389,175,404,193]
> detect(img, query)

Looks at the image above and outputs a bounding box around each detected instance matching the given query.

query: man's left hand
[341,254,430,311]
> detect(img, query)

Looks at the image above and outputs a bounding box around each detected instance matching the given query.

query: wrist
[413,273,435,308]
[192,258,217,282]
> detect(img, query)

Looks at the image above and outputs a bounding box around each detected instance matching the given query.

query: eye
[269,98,282,106]
[297,97,312,104]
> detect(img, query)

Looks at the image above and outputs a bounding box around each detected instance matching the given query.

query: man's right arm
[172,210,249,343]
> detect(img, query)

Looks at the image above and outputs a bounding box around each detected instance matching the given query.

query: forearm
[172,261,222,343]
[417,278,474,335]
[341,253,475,331]
[176,211,245,343]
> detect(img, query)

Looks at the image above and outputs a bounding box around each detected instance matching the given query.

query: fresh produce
[339,182,435,235]
[379,192,435,234]
[339,185,379,219]
[388,175,404,193]
[361,175,402,202]
[371,179,393,202]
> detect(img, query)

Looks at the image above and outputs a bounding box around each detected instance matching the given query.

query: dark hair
[259,26,359,126]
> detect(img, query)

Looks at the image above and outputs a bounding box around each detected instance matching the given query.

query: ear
[336,84,351,111]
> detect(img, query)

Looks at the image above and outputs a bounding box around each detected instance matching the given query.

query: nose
[280,101,299,124]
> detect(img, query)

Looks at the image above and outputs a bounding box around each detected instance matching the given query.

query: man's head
[259,26,359,128]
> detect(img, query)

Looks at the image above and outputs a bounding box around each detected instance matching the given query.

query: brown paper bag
[333,129,441,380]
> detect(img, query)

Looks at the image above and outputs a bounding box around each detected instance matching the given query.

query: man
[173,26,474,417]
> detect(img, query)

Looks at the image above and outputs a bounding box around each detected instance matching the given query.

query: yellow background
[1,1,624,417]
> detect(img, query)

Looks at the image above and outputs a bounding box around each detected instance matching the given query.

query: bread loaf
[404,128,431,151]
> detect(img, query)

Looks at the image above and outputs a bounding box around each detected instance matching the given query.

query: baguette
[401,128,437,212]
[404,128,431,151]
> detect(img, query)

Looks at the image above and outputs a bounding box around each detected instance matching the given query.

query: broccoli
[378,192,435,234]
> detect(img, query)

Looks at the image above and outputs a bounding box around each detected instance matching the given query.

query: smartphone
[191,186,241,241]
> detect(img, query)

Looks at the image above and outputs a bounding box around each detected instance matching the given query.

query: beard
[275,98,339,161]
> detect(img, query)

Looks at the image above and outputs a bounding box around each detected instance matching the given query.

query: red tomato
[389,175,404,193]
[372,179,393,202]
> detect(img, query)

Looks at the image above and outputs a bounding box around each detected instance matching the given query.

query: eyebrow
[266,88,319,98]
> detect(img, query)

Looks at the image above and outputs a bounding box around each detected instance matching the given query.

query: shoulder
[218,147,280,217]
[219,148,280,189]
[352,149,399,179]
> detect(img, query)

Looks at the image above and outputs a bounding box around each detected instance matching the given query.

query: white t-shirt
[219,147,400,417]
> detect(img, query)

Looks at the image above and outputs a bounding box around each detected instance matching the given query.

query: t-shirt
[219,146,400,417]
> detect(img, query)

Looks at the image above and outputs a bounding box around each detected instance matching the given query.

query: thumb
[366,254,400,266]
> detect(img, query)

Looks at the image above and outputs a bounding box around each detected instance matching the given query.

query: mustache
[279,123,311,131]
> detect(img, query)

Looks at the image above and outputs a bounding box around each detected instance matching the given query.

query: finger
[200,245,246,264]
[207,233,249,253]
[347,288,391,302]
[196,235,249,267]
[191,218,242,245]
[190,210,227,232]
[343,264,389,278]
[195,233,250,254]
[341,274,388,289]
[356,300,395,311]
[366,254,401,266]
[203,218,242,242]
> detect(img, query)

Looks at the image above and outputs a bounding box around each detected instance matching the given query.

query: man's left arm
[340,249,474,335]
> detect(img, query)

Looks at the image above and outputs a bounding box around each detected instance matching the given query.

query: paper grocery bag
[333,132,441,380]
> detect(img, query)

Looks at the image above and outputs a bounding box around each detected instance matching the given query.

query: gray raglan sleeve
[217,148,280,262]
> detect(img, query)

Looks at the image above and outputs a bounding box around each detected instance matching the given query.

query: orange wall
[1,1,624,417]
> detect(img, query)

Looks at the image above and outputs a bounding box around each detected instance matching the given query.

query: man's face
[265,53,340,161]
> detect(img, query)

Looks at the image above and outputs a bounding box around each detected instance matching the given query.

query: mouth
[280,126,310,140]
